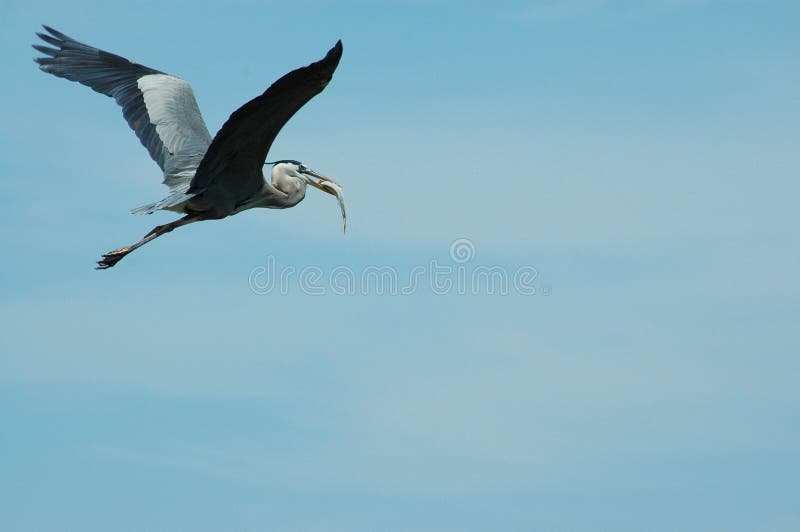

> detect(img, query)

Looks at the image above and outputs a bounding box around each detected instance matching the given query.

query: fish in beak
[302,169,347,233]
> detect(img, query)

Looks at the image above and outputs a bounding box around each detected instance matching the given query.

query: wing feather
[33,25,212,191]
[188,40,343,195]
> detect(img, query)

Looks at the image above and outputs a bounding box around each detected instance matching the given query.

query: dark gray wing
[33,25,212,191]
[187,40,343,195]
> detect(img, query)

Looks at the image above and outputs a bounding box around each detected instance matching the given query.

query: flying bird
[33,25,346,269]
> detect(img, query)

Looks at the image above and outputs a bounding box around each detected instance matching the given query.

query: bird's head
[268,160,347,232]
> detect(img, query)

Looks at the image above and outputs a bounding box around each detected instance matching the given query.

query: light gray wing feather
[33,25,212,191]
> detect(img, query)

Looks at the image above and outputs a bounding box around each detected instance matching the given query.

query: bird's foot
[96,247,130,270]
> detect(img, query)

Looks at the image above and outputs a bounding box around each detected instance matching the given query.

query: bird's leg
[96,214,200,270]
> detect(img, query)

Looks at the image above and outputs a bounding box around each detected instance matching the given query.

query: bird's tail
[131,191,195,215]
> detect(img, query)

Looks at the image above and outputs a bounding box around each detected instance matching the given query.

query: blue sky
[1,1,799,530]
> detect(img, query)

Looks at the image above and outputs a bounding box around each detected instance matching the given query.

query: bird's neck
[272,174,307,207]
[277,184,306,208]
[240,181,305,211]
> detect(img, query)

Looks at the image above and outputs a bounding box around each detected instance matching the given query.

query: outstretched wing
[188,40,343,195]
[33,25,213,191]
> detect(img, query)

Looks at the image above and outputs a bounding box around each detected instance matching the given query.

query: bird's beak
[303,170,347,233]
[304,170,339,192]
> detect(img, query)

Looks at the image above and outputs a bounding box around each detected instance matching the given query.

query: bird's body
[33,26,345,269]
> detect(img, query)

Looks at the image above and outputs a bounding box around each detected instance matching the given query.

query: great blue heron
[33,25,346,269]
